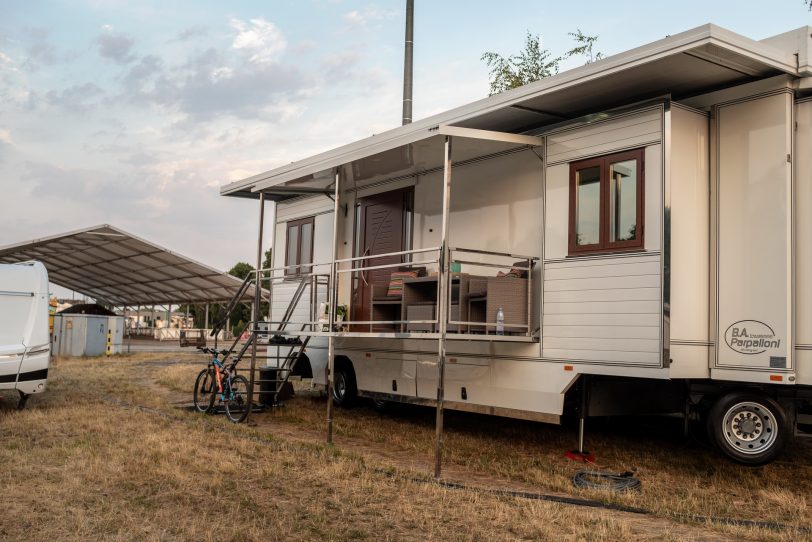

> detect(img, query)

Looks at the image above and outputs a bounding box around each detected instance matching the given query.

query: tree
[567,29,604,64]
[481,32,561,96]
[179,250,273,333]
[228,261,255,280]
[481,30,604,95]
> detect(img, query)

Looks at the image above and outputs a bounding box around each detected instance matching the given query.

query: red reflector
[564,365,573,371]
[770,374,783,382]
[365,353,371,358]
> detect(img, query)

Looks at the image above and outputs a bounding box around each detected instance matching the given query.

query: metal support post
[578,375,588,454]
[204,303,209,334]
[434,136,452,478]
[326,170,341,444]
[247,192,266,423]
[123,304,129,354]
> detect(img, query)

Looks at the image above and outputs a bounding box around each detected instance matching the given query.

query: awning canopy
[0,225,257,306]
[235,126,542,201]
[221,23,804,200]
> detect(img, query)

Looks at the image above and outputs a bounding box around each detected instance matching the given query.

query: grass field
[1,354,811,541]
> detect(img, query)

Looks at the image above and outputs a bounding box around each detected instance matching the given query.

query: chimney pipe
[402,0,414,125]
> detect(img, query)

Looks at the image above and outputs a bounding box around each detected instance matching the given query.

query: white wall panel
[669,105,710,378]
[543,254,662,366]
[715,92,793,371]
[796,99,812,385]
[547,108,662,165]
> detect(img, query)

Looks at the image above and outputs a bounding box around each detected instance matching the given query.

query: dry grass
[1,355,810,541]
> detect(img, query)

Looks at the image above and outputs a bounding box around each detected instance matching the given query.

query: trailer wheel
[331,363,357,407]
[707,392,787,466]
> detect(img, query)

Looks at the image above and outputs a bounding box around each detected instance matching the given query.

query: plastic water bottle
[496,307,505,335]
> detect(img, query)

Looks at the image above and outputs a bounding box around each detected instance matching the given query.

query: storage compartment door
[715,92,793,371]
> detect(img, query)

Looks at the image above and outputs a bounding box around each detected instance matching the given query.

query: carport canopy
[0,224,257,306]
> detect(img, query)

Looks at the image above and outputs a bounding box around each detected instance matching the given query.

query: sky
[1,0,810,287]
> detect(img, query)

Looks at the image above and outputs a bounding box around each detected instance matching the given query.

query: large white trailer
[221,24,812,467]
[0,261,51,408]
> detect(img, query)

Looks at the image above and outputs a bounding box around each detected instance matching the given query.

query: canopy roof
[0,225,256,306]
[221,24,809,200]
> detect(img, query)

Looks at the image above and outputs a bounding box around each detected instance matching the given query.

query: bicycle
[193,347,251,423]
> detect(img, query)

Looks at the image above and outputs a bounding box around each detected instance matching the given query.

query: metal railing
[251,246,538,337]
[446,248,537,336]
[254,262,331,332]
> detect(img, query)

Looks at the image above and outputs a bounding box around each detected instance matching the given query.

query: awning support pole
[434,135,452,479]
[247,192,266,424]
[267,201,277,323]
[326,169,341,444]
[204,303,209,333]
[122,304,128,355]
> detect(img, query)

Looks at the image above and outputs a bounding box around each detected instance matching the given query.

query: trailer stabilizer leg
[17,391,29,410]
[565,376,595,463]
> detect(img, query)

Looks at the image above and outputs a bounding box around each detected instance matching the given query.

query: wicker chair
[466,262,530,334]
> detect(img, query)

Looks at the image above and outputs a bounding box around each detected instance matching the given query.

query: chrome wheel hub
[722,401,777,455]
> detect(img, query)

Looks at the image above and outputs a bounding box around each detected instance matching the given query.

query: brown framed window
[568,148,644,255]
[285,216,315,275]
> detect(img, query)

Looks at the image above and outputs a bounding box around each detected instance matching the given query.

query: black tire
[371,397,388,412]
[225,375,251,423]
[331,364,357,407]
[707,391,787,466]
[193,368,215,414]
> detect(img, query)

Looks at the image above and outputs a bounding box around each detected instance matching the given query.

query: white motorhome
[0,261,51,408]
[221,24,812,465]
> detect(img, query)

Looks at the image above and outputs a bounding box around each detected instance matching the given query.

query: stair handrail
[210,273,254,338]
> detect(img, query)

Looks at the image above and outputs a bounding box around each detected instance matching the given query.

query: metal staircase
[210,274,315,410]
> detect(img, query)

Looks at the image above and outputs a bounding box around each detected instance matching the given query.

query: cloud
[230,17,286,64]
[341,7,399,32]
[21,27,57,70]
[174,25,209,42]
[0,50,14,71]
[44,82,105,114]
[117,38,311,122]
[96,26,135,64]
[121,54,163,91]
[320,50,361,81]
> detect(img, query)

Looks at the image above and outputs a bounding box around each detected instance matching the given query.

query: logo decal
[724,320,780,355]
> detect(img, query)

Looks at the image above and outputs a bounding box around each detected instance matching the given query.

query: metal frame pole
[267,201,277,324]
[326,169,341,444]
[434,136,452,478]
[246,192,266,424]
[402,0,414,125]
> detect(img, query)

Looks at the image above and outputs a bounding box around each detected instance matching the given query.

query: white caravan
[221,24,812,465]
[0,261,50,408]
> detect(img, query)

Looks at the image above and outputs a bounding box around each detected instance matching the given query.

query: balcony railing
[253,246,538,340]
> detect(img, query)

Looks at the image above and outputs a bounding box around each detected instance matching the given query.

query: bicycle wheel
[225,375,251,423]
[193,368,216,413]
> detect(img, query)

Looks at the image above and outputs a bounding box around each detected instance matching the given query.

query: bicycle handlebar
[196,346,231,357]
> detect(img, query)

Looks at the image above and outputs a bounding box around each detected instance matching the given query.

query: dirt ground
[1,353,810,541]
